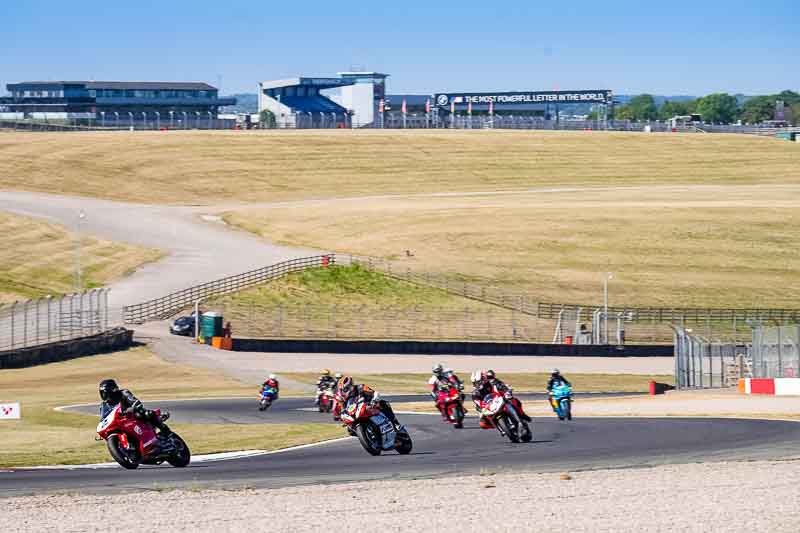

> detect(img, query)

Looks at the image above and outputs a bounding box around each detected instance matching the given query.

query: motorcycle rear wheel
[564,400,572,421]
[356,423,382,456]
[166,434,191,467]
[453,404,464,429]
[107,434,140,469]
[259,399,270,411]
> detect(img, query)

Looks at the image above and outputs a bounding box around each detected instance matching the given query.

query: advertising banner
[435,90,613,107]
[0,403,20,420]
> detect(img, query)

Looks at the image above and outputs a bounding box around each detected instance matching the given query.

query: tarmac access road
[2,395,799,497]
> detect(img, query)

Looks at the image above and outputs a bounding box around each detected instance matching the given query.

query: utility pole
[603,272,614,344]
[75,209,86,291]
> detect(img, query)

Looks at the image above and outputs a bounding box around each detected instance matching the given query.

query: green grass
[208,265,490,309]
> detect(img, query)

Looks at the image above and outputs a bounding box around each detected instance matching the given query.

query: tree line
[600,90,800,125]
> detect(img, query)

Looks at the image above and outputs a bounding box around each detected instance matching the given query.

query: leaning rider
[484,369,532,422]
[99,379,172,437]
[261,374,280,399]
[470,371,496,429]
[546,368,571,409]
[315,369,337,405]
[333,376,402,430]
[428,363,453,419]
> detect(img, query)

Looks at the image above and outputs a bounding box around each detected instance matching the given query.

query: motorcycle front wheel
[395,430,413,455]
[355,422,383,456]
[259,399,270,411]
[166,433,191,467]
[452,404,464,429]
[496,416,520,443]
[107,434,140,469]
[564,399,572,421]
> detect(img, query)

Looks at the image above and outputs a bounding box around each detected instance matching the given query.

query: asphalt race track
[2,394,799,497]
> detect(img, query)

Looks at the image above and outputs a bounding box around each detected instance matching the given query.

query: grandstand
[258,72,387,128]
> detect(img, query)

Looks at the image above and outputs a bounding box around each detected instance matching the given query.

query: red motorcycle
[339,396,413,456]
[477,390,532,443]
[436,383,465,428]
[318,387,335,413]
[96,404,191,469]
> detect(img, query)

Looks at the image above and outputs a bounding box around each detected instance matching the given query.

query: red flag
[450,100,455,114]
[379,99,385,113]
[467,100,472,115]
[488,99,494,115]
[425,98,431,114]
[401,99,407,114]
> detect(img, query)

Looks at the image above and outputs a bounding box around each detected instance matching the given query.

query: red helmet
[337,376,355,397]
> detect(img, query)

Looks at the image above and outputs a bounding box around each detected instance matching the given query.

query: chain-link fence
[673,326,752,389]
[0,289,111,352]
[751,325,800,378]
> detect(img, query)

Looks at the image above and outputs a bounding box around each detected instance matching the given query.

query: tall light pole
[155,111,160,130]
[169,110,174,129]
[207,110,213,129]
[603,272,614,344]
[75,209,86,291]
[194,111,200,129]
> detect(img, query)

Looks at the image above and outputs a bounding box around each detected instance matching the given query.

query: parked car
[170,315,196,336]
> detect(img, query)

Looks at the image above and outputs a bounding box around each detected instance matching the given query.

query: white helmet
[444,367,453,376]
[269,374,276,380]
[432,363,444,375]
[470,370,483,384]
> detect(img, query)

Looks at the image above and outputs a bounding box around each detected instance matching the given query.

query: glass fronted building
[0,81,236,120]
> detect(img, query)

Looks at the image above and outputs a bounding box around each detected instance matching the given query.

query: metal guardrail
[122,255,334,324]
[0,289,110,353]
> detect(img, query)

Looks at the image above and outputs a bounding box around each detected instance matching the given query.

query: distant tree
[776,90,800,106]
[788,103,800,125]
[627,94,659,121]
[740,96,777,124]
[659,100,695,120]
[259,109,276,129]
[694,93,739,124]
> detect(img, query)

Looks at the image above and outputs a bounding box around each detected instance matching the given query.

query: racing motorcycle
[477,390,532,443]
[437,383,465,428]
[318,387,336,413]
[259,386,278,411]
[549,383,573,421]
[339,395,413,456]
[96,404,191,470]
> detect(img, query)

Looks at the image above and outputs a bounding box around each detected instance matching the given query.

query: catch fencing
[0,117,236,132]
[122,255,334,324]
[0,289,111,353]
[673,326,752,389]
[751,325,800,378]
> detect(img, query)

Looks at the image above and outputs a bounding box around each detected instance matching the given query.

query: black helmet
[552,368,561,377]
[485,369,496,381]
[99,379,122,404]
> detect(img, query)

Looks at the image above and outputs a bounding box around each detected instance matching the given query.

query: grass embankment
[204,265,540,340]
[0,211,163,303]
[225,184,800,309]
[279,372,673,395]
[0,130,797,205]
[0,348,342,467]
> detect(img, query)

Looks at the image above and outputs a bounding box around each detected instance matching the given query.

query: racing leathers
[429,372,464,419]
[333,384,400,429]
[315,375,337,405]
[547,374,571,409]
[472,377,531,426]
[261,378,280,399]
[100,388,171,436]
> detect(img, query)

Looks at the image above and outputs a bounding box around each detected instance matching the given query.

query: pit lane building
[0,81,236,121]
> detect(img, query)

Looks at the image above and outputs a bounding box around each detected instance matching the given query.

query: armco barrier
[231,338,673,357]
[0,327,134,369]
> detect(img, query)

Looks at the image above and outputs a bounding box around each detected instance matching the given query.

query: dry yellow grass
[225,184,800,308]
[0,211,163,303]
[0,347,341,467]
[0,130,797,204]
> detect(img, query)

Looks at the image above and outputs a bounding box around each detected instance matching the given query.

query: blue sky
[2,1,798,96]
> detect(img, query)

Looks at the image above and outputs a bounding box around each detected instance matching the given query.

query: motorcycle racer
[472,370,532,424]
[261,374,280,399]
[99,379,172,437]
[429,363,464,419]
[315,369,337,405]
[334,376,401,429]
[547,369,571,392]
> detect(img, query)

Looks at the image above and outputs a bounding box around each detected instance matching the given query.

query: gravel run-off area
[4,458,800,533]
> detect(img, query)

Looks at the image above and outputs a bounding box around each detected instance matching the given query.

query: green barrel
[200,312,223,338]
